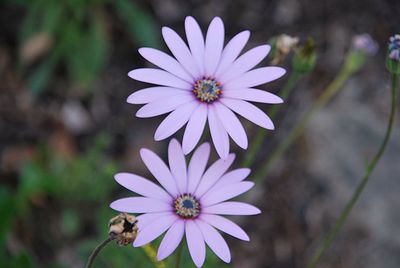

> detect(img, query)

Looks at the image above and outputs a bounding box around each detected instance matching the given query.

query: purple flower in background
[388,34,400,62]
[110,139,260,267]
[127,16,285,159]
[351,33,378,55]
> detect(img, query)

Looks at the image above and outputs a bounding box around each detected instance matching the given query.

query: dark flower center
[174,194,200,219]
[193,77,222,103]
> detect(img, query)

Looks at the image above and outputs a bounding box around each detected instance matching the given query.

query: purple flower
[351,33,378,55]
[127,16,285,159]
[388,34,400,62]
[110,139,260,267]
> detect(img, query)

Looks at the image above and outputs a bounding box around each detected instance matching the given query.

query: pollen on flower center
[193,77,222,103]
[174,194,200,219]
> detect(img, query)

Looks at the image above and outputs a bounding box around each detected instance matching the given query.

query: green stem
[242,71,302,167]
[175,241,184,268]
[255,65,352,181]
[85,236,115,268]
[306,74,398,268]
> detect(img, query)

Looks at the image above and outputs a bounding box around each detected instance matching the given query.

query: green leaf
[114,0,160,47]
[27,57,57,94]
[61,209,81,237]
[64,15,109,89]
[10,251,34,268]
[0,187,16,243]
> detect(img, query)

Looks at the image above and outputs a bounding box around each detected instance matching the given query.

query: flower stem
[143,244,166,268]
[242,71,302,167]
[175,241,184,268]
[85,236,115,268]
[255,65,352,181]
[306,74,398,268]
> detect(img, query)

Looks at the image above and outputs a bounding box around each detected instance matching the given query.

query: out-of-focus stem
[242,71,302,167]
[306,74,398,268]
[85,236,115,268]
[143,244,166,268]
[175,241,184,268]
[255,65,352,181]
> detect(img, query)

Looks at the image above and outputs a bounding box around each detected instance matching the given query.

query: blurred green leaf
[10,251,34,268]
[0,187,16,243]
[42,1,63,34]
[64,15,109,89]
[114,0,159,47]
[61,209,81,237]
[27,56,57,94]
[17,161,57,214]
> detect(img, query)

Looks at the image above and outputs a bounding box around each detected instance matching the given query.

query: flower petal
[136,212,172,230]
[154,101,199,141]
[127,87,188,104]
[110,197,171,213]
[186,220,206,267]
[138,48,193,83]
[201,181,254,206]
[200,214,249,241]
[114,173,171,202]
[136,93,194,118]
[214,102,248,149]
[211,168,251,191]
[204,17,224,76]
[168,139,187,194]
[224,67,285,89]
[194,154,235,198]
[162,27,200,78]
[128,68,192,89]
[185,16,205,74]
[215,31,250,77]
[202,201,261,215]
[196,220,231,263]
[157,220,185,261]
[219,45,271,83]
[182,103,208,154]
[223,88,283,104]
[134,214,177,247]
[208,105,230,159]
[220,98,274,130]
[140,148,179,196]
[187,143,211,193]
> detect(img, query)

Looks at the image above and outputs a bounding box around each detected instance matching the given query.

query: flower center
[174,194,200,219]
[193,77,222,103]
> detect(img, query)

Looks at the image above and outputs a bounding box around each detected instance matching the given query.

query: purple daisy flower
[127,16,286,159]
[110,139,260,267]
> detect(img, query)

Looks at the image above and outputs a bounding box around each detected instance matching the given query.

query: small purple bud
[351,34,378,55]
[388,34,400,62]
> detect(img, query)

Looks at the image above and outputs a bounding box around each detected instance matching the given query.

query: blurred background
[1,0,400,267]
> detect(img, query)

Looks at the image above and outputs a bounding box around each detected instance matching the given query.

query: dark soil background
[1,0,400,267]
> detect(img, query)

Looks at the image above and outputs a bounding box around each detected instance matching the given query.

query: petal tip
[135,109,145,118]
[254,207,262,214]
[182,144,193,155]
[154,132,164,141]
[126,93,138,104]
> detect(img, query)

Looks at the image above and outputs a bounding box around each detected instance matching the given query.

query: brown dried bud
[271,34,299,65]
[108,213,138,246]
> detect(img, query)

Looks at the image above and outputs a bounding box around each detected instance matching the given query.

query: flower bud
[270,34,299,65]
[351,34,378,56]
[386,34,400,75]
[108,213,138,246]
[292,38,316,74]
[344,34,378,73]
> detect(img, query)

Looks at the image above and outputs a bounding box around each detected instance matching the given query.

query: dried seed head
[108,213,138,246]
[271,34,299,65]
